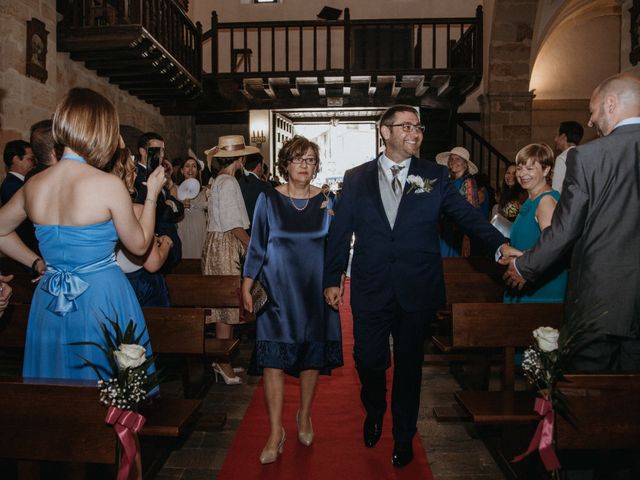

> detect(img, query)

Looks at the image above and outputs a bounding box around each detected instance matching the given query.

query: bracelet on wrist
[31,257,42,273]
[145,198,156,205]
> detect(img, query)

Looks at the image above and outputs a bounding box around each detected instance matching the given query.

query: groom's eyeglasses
[386,123,426,133]
[291,156,318,165]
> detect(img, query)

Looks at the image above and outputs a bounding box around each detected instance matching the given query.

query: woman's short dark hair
[515,143,554,182]
[276,135,320,181]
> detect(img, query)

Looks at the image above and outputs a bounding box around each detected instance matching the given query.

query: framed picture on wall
[630,0,640,65]
[26,18,48,83]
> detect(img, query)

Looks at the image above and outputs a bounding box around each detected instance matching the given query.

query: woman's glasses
[291,156,318,165]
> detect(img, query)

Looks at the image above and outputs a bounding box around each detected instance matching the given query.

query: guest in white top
[551,121,584,193]
[176,157,208,258]
[201,135,258,384]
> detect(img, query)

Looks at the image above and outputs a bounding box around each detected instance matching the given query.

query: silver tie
[390,165,404,199]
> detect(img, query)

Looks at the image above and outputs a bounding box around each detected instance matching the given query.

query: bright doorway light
[294,122,377,189]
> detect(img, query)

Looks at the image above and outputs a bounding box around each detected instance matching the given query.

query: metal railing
[203,6,483,79]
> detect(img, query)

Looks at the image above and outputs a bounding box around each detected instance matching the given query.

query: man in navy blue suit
[1,140,37,253]
[324,105,508,467]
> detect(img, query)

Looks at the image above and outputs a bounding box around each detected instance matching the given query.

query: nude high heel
[212,363,242,385]
[296,410,314,446]
[260,428,285,464]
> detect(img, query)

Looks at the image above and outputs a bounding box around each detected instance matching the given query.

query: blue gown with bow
[22,164,155,381]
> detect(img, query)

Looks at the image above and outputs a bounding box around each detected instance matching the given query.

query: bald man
[503,73,640,371]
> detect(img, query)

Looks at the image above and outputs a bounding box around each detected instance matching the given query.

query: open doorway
[272,108,384,190]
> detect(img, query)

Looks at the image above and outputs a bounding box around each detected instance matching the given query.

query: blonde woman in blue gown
[0,88,166,381]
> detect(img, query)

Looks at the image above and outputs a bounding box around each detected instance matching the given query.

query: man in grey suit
[504,73,640,371]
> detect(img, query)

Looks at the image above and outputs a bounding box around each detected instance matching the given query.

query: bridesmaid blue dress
[22,155,155,381]
[504,190,568,303]
[244,189,343,376]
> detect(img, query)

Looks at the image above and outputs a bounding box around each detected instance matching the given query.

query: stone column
[481,0,538,163]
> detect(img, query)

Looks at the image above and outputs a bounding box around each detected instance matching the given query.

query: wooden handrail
[456,119,512,189]
[204,7,483,77]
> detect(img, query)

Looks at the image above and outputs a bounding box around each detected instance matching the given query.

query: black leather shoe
[363,415,383,448]
[391,441,413,467]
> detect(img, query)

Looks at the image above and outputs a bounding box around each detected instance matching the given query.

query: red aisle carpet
[218,281,434,479]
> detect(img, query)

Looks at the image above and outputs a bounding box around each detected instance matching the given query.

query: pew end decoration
[514,315,598,478]
[71,317,160,480]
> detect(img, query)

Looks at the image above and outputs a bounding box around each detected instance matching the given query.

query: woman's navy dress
[243,190,343,376]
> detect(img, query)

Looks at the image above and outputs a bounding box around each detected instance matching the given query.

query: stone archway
[480,0,538,162]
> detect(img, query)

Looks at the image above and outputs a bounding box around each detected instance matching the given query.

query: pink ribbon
[512,396,561,471]
[105,406,146,480]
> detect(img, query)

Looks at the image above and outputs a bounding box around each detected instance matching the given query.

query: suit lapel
[366,156,391,229]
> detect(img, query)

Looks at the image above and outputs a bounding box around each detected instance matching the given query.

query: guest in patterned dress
[241,136,343,464]
[436,147,480,257]
[493,163,527,222]
[202,135,257,384]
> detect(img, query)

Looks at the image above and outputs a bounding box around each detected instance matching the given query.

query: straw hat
[435,146,478,175]
[204,135,259,158]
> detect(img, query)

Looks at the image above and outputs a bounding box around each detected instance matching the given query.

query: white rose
[113,343,147,369]
[533,327,559,352]
[407,175,422,186]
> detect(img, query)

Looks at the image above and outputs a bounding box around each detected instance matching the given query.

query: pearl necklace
[287,184,311,211]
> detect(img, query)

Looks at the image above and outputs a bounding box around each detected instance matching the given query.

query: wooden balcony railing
[203,6,483,81]
[58,0,202,83]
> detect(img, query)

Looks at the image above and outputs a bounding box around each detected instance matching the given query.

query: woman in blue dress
[504,143,568,303]
[0,88,166,381]
[241,136,343,464]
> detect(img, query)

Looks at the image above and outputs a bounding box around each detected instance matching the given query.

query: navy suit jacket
[0,173,23,205]
[239,172,272,229]
[324,157,505,312]
[1,173,39,254]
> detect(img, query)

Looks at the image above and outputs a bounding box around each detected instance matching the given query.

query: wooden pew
[171,258,201,274]
[168,256,504,276]
[454,373,640,447]
[0,378,201,477]
[435,302,564,390]
[0,304,239,399]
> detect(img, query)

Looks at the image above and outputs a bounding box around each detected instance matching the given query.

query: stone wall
[0,0,194,179]
[531,98,597,148]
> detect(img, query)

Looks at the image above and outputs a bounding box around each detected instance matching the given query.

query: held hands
[324,286,342,310]
[498,244,523,265]
[503,257,527,290]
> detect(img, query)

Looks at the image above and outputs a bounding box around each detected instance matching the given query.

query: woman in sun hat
[202,135,259,385]
[436,146,480,257]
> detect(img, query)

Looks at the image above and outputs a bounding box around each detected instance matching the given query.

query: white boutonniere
[406,175,437,194]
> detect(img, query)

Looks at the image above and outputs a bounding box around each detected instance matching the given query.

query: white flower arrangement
[72,318,160,411]
[406,174,437,194]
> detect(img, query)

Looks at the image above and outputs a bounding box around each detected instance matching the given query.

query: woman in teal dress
[0,88,166,381]
[241,136,343,465]
[504,143,568,303]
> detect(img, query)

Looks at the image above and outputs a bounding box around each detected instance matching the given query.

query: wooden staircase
[56,0,202,108]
